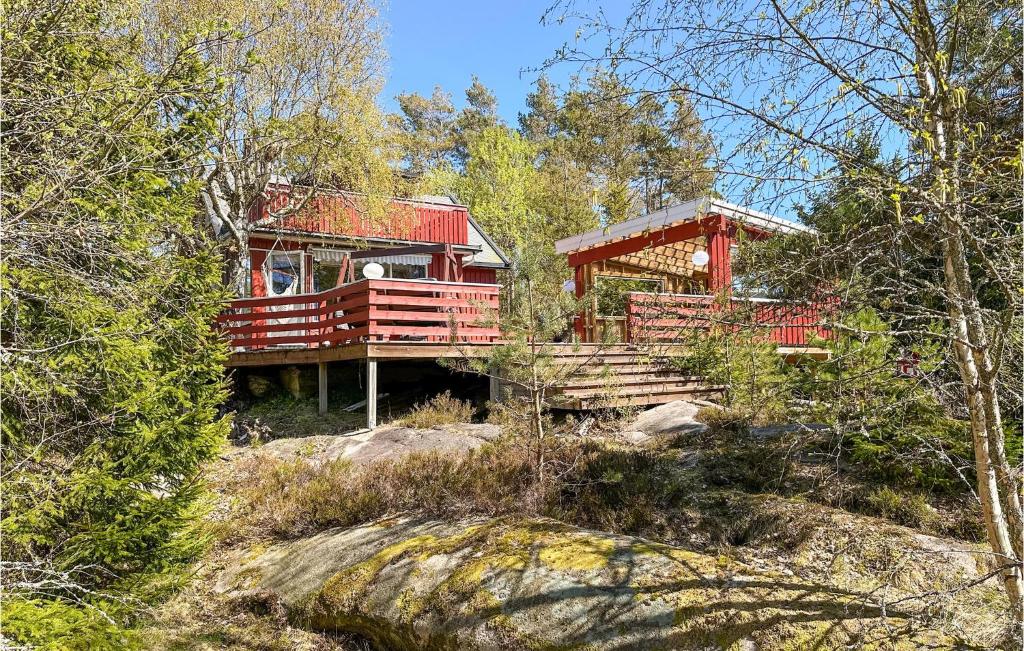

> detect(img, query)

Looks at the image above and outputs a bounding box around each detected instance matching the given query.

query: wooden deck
[224,340,498,367]
[220,285,829,427]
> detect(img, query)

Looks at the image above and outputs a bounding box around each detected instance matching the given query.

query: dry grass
[221,437,694,545]
[398,391,476,429]
[189,425,1008,649]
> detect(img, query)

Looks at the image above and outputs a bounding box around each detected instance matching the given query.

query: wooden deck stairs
[496,345,725,410]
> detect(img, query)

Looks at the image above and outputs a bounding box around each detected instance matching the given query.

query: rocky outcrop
[217,517,964,650]
[251,423,501,466]
[616,400,709,444]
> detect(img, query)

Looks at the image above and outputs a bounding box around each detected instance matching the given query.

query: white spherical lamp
[362,262,385,279]
[691,250,710,266]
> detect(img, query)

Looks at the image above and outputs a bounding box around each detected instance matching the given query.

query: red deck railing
[625,292,831,346]
[217,279,500,351]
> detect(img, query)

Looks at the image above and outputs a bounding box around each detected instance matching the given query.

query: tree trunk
[910,4,1024,615]
[230,233,250,298]
[942,233,1023,620]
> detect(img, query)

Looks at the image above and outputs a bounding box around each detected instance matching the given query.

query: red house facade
[217,181,509,355]
[245,182,509,299]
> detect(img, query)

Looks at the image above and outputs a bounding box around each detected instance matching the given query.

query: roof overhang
[554,197,813,256]
[465,216,512,269]
[250,228,482,256]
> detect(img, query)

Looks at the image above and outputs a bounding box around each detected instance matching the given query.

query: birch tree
[145,0,398,295]
[546,0,1023,623]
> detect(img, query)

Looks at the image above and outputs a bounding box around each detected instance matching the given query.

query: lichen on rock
[216,516,981,650]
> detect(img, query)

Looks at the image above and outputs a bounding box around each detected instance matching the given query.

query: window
[266,252,301,296]
[389,262,427,279]
[311,250,431,289]
[353,259,428,280]
[314,263,341,292]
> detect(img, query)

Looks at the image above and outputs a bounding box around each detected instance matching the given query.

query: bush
[696,406,753,434]
[671,324,795,424]
[230,440,537,539]
[2,2,226,646]
[1,597,137,651]
[400,391,476,429]
[863,487,938,529]
[805,309,976,494]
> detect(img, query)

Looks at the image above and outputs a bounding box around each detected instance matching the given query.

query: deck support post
[488,368,501,404]
[318,362,328,415]
[366,358,378,429]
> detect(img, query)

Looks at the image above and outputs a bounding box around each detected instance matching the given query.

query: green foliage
[397,71,715,300]
[1,0,228,645]
[864,487,938,530]
[1,597,138,651]
[804,309,974,492]
[671,319,794,424]
[434,125,542,253]
[401,391,476,429]
[594,276,662,317]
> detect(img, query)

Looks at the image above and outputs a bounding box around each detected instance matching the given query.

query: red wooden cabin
[555,197,831,350]
[219,181,509,352]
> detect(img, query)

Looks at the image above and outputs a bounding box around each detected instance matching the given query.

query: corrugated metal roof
[554,197,814,255]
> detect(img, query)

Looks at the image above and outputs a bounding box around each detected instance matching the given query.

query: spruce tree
[1,1,228,646]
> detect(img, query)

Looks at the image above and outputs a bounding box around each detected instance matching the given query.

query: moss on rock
[220,516,993,650]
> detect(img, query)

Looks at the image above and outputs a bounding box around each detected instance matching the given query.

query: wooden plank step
[551,374,704,390]
[546,355,676,367]
[566,388,725,410]
[565,364,682,377]
[553,381,720,399]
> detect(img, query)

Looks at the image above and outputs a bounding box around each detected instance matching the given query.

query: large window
[387,262,428,279]
[314,263,341,292]
[312,255,430,291]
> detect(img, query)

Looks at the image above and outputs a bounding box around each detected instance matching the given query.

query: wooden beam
[349,243,447,259]
[707,215,733,293]
[318,362,328,415]
[566,217,719,268]
[224,343,369,367]
[489,368,501,404]
[573,265,585,341]
[366,359,378,429]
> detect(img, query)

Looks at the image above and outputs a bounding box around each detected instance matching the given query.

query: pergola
[554,197,812,342]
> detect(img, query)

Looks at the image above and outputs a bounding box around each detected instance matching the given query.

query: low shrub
[229,438,693,544]
[230,440,537,539]
[696,406,753,434]
[862,486,939,529]
[400,391,476,429]
[551,446,691,540]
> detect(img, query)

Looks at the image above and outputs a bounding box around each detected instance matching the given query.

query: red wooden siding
[463,267,498,284]
[253,187,469,245]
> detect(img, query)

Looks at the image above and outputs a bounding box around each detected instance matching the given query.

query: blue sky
[379,1,816,220]
[381,1,589,123]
